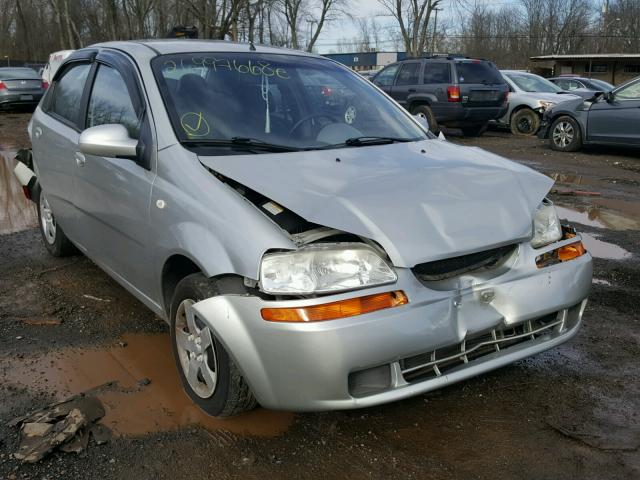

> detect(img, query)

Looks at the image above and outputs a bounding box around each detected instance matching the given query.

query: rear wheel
[549,116,582,152]
[170,273,257,417]
[411,104,439,133]
[461,124,487,137]
[510,108,541,136]
[35,186,77,257]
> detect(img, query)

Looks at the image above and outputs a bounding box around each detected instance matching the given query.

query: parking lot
[1,112,639,479]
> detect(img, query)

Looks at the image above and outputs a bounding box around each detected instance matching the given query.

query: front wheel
[549,116,582,152]
[170,273,257,417]
[35,186,77,257]
[510,108,541,136]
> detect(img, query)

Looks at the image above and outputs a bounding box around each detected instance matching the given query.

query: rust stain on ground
[2,333,294,437]
[21,317,62,326]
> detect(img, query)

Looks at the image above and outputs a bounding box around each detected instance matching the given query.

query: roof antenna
[249,41,256,51]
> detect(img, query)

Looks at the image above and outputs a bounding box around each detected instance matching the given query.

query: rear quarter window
[423,63,451,84]
[455,62,503,85]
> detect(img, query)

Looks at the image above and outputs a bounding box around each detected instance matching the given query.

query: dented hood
[199,140,553,268]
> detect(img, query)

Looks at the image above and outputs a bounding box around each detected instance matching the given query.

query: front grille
[400,311,566,383]
[412,244,517,282]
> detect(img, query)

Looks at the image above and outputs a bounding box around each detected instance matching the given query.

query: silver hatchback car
[23,40,592,417]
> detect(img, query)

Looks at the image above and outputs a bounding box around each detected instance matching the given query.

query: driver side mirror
[413,114,430,132]
[79,124,138,159]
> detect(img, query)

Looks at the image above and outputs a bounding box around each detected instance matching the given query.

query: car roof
[91,39,319,59]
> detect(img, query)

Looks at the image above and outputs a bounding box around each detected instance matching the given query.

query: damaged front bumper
[191,238,592,411]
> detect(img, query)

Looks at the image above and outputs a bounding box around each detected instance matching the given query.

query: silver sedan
[21,40,592,416]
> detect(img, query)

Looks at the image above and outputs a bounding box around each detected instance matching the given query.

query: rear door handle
[75,152,86,167]
[408,88,417,93]
[34,126,43,139]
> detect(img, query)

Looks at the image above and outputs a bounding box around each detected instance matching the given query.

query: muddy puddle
[1,333,295,438]
[581,232,632,260]
[555,204,640,231]
[0,150,37,235]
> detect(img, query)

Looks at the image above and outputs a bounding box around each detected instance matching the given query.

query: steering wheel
[288,114,336,138]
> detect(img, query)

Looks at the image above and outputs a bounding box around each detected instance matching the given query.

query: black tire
[170,273,257,417]
[510,108,541,136]
[548,115,583,152]
[411,104,439,134]
[34,185,77,257]
[460,124,487,137]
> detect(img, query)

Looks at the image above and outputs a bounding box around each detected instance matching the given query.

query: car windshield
[455,62,503,84]
[505,73,561,93]
[152,53,426,152]
[588,78,614,91]
[0,68,40,80]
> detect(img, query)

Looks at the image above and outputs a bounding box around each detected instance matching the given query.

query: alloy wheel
[552,121,574,148]
[174,299,218,398]
[39,193,56,245]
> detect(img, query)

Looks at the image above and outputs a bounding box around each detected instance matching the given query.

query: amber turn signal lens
[557,241,586,262]
[261,291,409,322]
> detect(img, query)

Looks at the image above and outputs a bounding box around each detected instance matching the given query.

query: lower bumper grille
[400,308,575,383]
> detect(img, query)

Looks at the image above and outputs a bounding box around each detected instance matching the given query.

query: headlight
[538,100,556,110]
[260,243,397,295]
[531,200,562,248]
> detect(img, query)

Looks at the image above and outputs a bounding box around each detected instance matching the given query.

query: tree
[377,0,443,56]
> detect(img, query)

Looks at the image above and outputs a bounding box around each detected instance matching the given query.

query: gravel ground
[0,113,639,479]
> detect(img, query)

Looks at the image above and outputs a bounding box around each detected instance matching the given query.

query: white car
[41,50,75,85]
[497,70,581,136]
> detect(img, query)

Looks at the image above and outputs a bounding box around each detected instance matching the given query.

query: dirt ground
[1,112,639,479]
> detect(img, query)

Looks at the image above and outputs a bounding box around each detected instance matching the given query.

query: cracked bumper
[192,239,592,411]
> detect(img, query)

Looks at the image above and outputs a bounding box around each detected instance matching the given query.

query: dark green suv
[372,55,509,136]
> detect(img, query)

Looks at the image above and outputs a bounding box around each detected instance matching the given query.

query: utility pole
[306,19,317,51]
[432,7,442,54]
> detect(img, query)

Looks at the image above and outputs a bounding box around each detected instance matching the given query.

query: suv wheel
[35,186,77,257]
[549,116,582,152]
[170,273,257,417]
[411,105,439,133]
[461,124,487,137]
[510,108,541,136]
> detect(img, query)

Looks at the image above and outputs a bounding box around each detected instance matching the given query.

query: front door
[73,56,157,300]
[372,64,400,96]
[587,79,640,145]
[391,62,421,108]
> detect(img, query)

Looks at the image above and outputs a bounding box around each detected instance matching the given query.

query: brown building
[529,54,640,86]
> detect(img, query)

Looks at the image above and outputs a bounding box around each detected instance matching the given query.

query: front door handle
[75,152,86,167]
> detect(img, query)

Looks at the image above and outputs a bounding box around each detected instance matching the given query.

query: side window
[614,81,640,100]
[87,64,141,139]
[48,64,91,126]
[423,63,451,84]
[396,63,420,86]
[374,65,399,86]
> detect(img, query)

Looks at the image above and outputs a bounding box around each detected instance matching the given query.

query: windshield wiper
[182,137,301,152]
[317,136,416,149]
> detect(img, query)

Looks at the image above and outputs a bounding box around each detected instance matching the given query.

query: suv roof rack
[407,53,489,61]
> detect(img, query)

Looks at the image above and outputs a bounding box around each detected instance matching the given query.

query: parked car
[41,50,75,85]
[19,41,592,417]
[497,70,581,135]
[0,67,47,110]
[538,76,640,151]
[548,76,614,93]
[372,55,509,136]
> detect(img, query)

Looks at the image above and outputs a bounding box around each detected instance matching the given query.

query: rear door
[587,79,640,145]
[454,61,507,107]
[31,62,92,243]
[74,52,157,298]
[421,62,452,119]
[372,64,399,96]
[391,62,421,108]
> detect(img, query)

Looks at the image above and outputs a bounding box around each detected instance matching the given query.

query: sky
[312,0,517,54]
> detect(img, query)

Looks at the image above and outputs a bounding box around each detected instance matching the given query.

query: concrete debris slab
[9,394,109,463]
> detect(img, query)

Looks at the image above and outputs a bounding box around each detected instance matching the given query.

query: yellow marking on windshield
[180,112,210,137]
